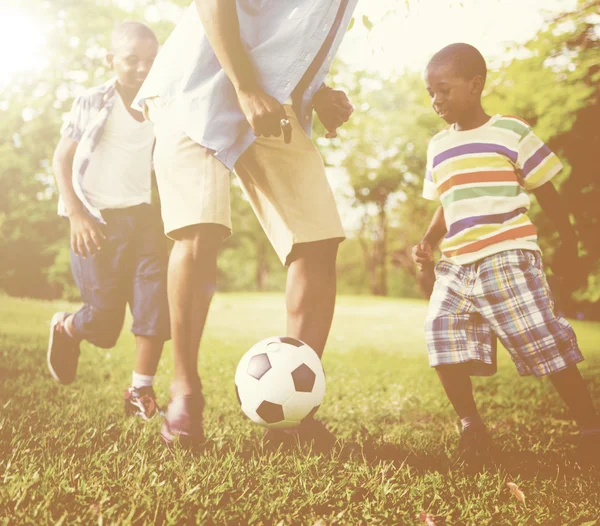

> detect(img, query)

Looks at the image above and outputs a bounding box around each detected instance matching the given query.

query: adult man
[135,0,358,446]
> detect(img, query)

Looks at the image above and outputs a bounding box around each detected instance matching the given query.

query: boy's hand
[237,88,292,143]
[312,86,353,138]
[412,241,434,271]
[69,210,107,258]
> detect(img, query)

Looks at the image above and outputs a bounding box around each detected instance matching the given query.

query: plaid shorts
[425,249,583,377]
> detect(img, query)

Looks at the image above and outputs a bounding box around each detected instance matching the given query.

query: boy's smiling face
[107,36,158,91]
[424,62,483,125]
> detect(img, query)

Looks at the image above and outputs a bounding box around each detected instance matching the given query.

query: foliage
[485,0,600,305]
[0,0,599,306]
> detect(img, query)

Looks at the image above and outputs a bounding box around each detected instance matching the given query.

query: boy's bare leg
[435,363,481,421]
[134,336,163,376]
[168,224,227,396]
[547,365,600,429]
[285,240,339,358]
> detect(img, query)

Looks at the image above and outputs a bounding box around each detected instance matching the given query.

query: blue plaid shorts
[425,249,583,377]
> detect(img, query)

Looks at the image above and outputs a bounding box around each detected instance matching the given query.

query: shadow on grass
[492,448,600,480]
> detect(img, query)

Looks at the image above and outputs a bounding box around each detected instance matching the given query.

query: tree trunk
[378,204,388,296]
[358,224,379,295]
[255,243,269,291]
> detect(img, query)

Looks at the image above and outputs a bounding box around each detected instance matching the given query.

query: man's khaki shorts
[146,98,345,265]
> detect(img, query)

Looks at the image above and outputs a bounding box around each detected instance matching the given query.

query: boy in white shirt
[48,22,169,420]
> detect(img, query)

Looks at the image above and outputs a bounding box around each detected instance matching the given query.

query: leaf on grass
[362,15,373,31]
[506,482,526,503]
[419,512,438,526]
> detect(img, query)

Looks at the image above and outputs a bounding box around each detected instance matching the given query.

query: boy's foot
[263,418,337,454]
[47,312,80,384]
[451,424,495,472]
[124,386,162,420]
[161,391,205,448]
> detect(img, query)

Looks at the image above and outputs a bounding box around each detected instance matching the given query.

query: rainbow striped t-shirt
[422,115,563,265]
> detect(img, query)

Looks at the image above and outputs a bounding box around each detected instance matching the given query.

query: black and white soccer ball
[234,337,326,429]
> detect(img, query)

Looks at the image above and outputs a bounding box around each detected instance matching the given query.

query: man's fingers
[332,92,354,110]
[71,235,79,256]
[332,101,354,116]
[90,230,103,251]
[76,235,87,259]
[83,235,96,257]
[325,130,337,139]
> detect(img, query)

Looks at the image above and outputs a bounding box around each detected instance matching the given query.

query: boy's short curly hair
[111,21,157,50]
[427,43,487,84]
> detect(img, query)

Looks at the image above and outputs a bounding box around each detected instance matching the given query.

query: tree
[318,70,442,296]
[485,0,600,313]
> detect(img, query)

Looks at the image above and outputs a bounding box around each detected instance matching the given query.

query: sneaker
[47,312,80,384]
[452,424,495,472]
[161,390,205,448]
[263,418,337,454]
[124,386,162,420]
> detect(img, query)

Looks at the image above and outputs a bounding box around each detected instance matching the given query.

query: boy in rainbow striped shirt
[414,43,599,469]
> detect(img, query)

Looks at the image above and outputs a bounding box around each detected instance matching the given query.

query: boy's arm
[53,136,106,257]
[532,181,578,276]
[194,0,290,142]
[412,206,447,271]
[421,205,447,248]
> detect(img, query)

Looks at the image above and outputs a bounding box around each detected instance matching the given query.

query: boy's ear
[471,75,484,95]
[106,52,115,69]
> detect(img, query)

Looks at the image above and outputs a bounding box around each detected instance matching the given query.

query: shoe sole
[47,313,70,384]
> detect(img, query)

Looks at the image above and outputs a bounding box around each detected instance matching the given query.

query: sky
[340,0,579,74]
[0,0,580,86]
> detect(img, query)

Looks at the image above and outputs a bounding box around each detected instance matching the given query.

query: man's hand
[69,210,107,258]
[312,86,353,138]
[412,241,434,272]
[237,89,292,144]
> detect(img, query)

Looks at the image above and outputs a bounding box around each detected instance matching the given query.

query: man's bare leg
[286,240,339,358]
[168,224,228,396]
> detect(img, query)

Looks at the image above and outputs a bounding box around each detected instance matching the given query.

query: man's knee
[287,239,340,268]
[171,224,229,262]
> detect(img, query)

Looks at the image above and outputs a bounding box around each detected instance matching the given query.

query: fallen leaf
[507,482,526,503]
[419,512,438,526]
[312,520,327,526]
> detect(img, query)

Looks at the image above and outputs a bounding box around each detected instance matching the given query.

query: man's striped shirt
[422,115,562,265]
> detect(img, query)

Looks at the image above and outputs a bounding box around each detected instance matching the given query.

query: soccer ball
[234,336,326,429]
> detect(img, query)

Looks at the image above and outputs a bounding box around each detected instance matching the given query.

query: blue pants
[70,204,170,348]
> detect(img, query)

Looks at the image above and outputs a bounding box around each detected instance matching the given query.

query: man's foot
[263,418,337,454]
[161,391,205,448]
[124,386,162,420]
[47,312,80,384]
[451,424,495,472]
[577,432,600,466]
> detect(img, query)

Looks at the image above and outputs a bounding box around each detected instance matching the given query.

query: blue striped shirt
[134,0,358,170]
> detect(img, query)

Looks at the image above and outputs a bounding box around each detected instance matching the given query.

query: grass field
[1,293,599,525]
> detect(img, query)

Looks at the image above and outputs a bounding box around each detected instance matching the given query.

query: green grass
[1,293,599,525]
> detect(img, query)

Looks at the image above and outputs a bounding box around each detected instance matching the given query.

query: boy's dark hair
[111,21,157,50]
[427,43,487,84]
